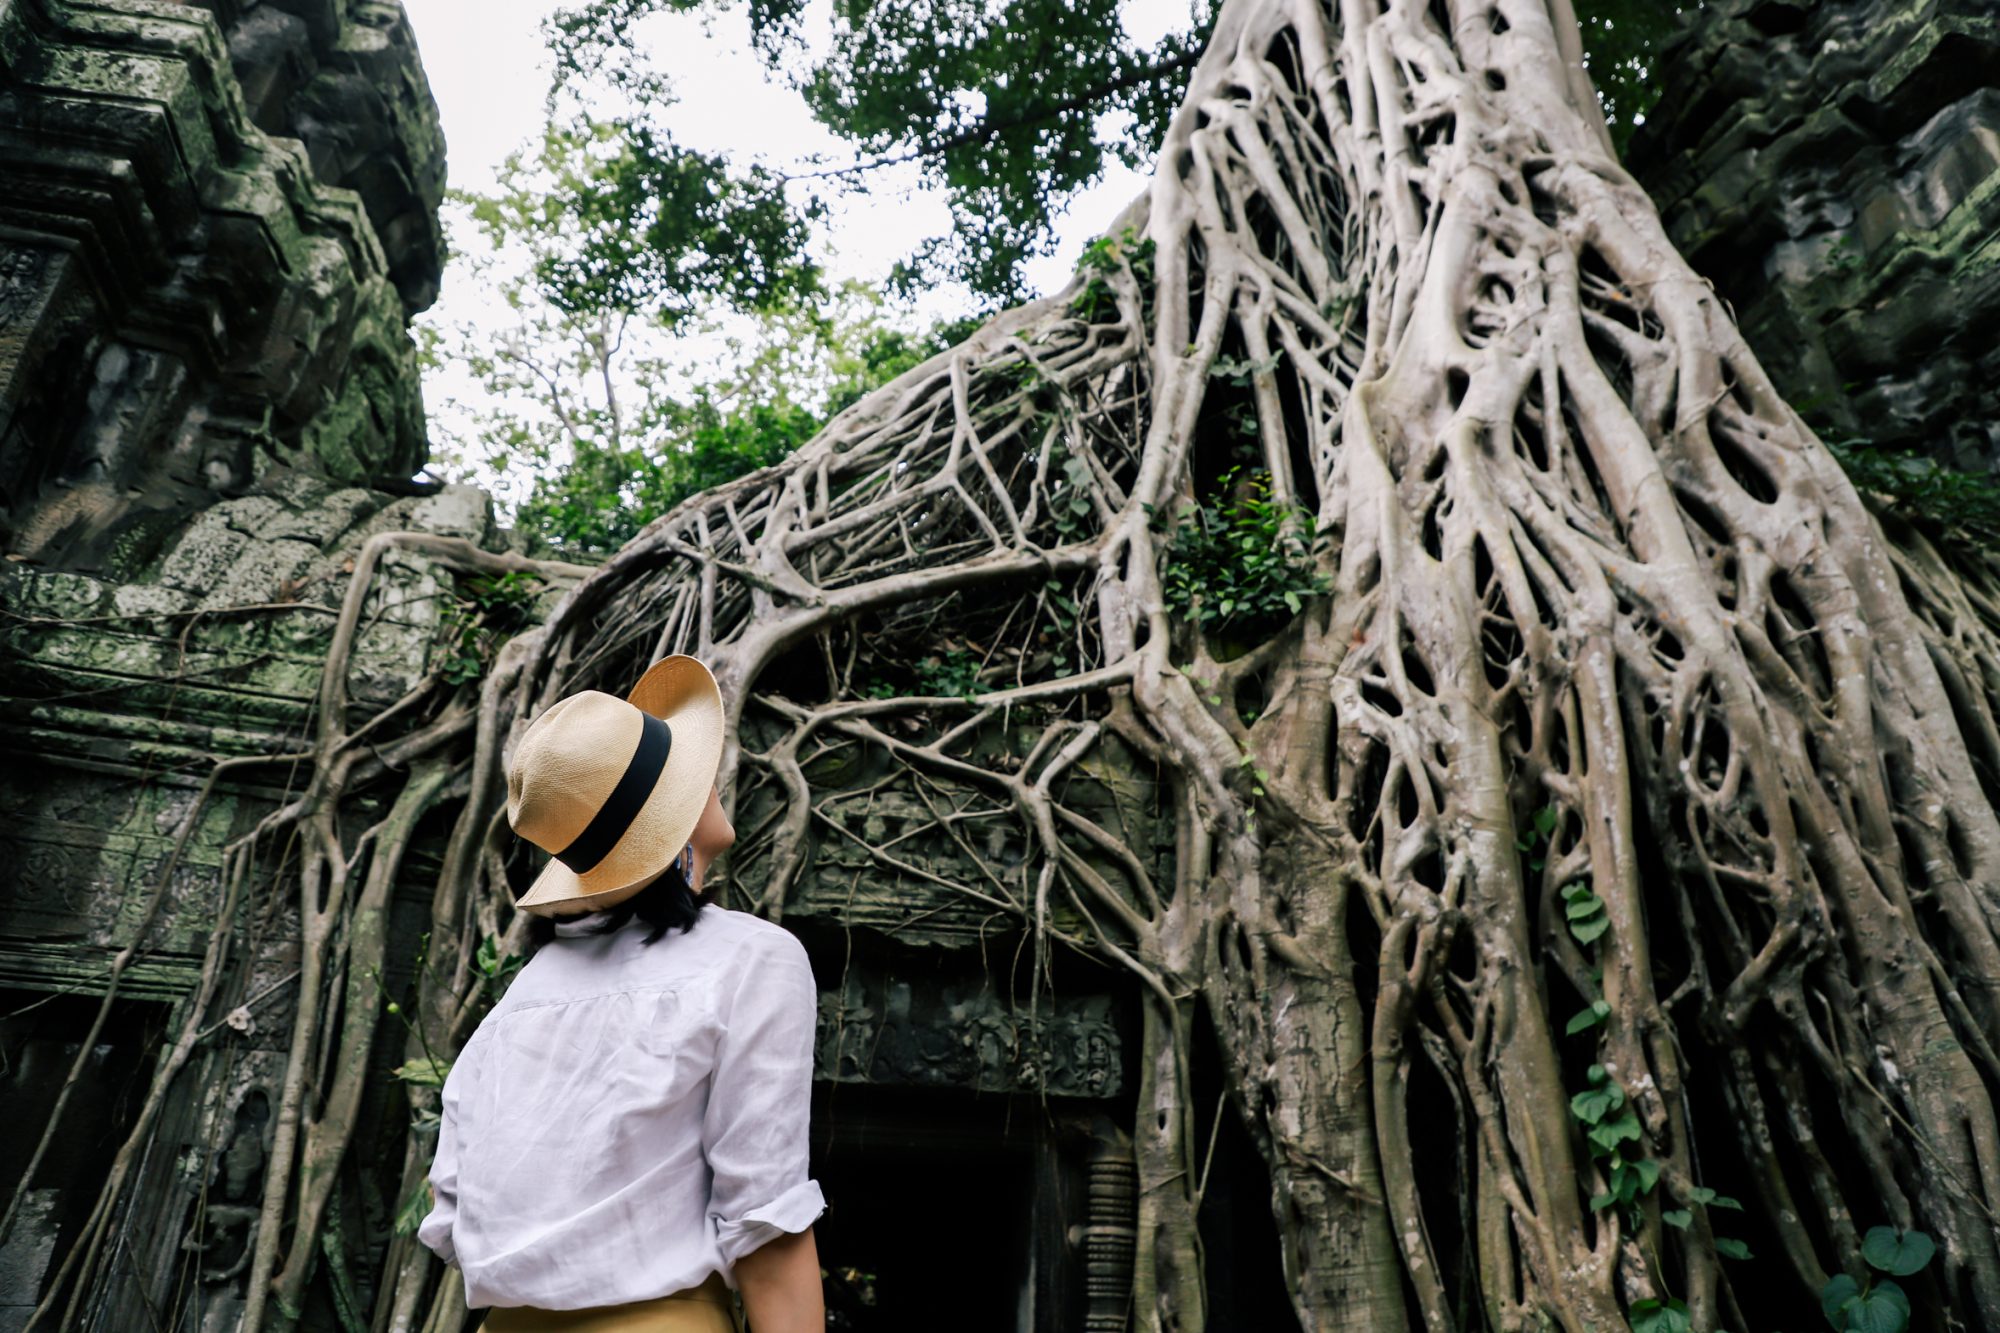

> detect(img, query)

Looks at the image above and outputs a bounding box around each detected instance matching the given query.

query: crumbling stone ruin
[1629,0,2000,468]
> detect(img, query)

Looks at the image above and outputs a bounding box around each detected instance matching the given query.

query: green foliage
[1815,1227,1936,1333]
[915,649,986,699]
[1569,1068,1625,1125]
[1070,226,1156,323]
[1562,880,1610,944]
[529,1,1693,297]
[427,111,971,556]
[463,118,819,327]
[1539,799,1764,1327]
[863,641,991,699]
[1860,1226,1936,1277]
[1155,467,1331,639]
[1209,352,1282,387]
[1825,436,2000,548]
[392,1180,434,1240]
[510,394,823,555]
[1047,443,1098,541]
[1566,997,1611,1035]
[459,0,1701,331]
[1822,1272,1910,1333]
[1516,803,1560,871]
[434,571,544,686]
[390,1057,452,1088]
[1041,578,1086,674]
[474,934,527,993]
[432,161,955,556]
[1575,1,1699,155]
[546,0,1219,301]
[1628,1297,1691,1333]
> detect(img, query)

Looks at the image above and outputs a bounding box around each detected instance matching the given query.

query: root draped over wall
[18,0,2000,1329]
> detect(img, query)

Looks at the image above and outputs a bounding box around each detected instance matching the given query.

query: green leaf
[1534,806,1560,836]
[1628,1297,1691,1333]
[1571,915,1612,944]
[1820,1274,1861,1326]
[1861,1227,1935,1277]
[1565,894,1606,921]
[1662,1209,1692,1230]
[1846,1280,1911,1333]
[393,1057,452,1088]
[1688,1186,1743,1211]
[1588,1107,1642,1152]
[393,1181,433,1238]
[1713,1237,1751,1261]
[1569,1083,1624,1125]
[1566,999,1612,1035]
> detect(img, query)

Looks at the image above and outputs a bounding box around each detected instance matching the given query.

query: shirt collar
[551,910,615,938]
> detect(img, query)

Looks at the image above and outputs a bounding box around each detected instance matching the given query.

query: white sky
[400,0,1197,494]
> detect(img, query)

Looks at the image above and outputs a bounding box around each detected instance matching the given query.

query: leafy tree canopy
[464,116,821,327]
[547,0,1217,302]
[1577,2,1697,153]
[426,132,965,559]
[538,0,1692,305]
[434,0,1706,554]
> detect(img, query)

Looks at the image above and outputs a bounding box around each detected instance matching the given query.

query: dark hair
[526,860,705,951]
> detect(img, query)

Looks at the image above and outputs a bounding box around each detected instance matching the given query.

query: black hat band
[554,712,673,875]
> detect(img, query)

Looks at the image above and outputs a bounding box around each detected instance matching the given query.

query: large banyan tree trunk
[30,0,2000,1329]
[502,0,2000,1319]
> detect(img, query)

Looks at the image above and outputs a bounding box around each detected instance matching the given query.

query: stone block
[1631,0,2000,462]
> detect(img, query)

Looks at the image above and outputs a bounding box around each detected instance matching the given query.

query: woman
[418,656,828,1333]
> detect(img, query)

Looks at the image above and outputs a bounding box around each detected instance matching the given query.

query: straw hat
[506,655,725,917]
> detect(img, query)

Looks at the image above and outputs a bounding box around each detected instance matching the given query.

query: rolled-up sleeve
[703,929,827,1272]
[416,1057,463,1268]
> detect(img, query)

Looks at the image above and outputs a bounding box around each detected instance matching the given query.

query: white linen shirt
[417,901,827,1309]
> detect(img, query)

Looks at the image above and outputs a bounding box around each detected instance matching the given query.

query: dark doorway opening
[812,1083,1045,1333]
[0,990,168,1321]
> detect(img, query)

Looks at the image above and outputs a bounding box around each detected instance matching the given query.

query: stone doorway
[0,991,169,1331]
[810,1083,1133,1333]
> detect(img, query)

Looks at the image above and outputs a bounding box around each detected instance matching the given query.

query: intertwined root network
[20,2,2000,1331]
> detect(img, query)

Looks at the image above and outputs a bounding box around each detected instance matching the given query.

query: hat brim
[514,656,725,917]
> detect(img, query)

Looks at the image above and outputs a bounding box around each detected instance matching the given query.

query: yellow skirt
[480,1271,745,1333]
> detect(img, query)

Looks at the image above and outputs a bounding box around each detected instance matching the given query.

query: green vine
[1523,801,1941,1331]
[1518,804,1753,1333]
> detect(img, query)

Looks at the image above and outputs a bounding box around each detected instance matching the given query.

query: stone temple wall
[0,0,445,569]
[0,4,505,1327]
[1629,0,2000,467]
